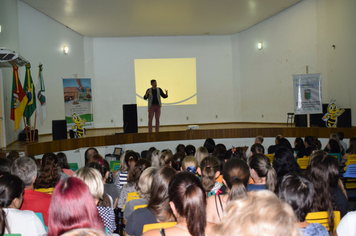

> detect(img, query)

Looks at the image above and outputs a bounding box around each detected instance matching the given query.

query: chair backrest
[110,160,120,172]
[134,204,148,211]
[265,154,274,164]
[297,156,310,169]
[305,211,340,231]
[344,155,356,171]
[142,222,177,233]
[127,192,140,202]
[35,212,48,232]
[113,162,120,171]
[68,163,79,171]
[329,153,341,162]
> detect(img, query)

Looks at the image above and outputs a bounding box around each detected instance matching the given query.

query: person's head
[151,149,161,167]
[198,156,220,193]
[250,143,265,155]
[148,167,176,222]
[294,137,305,150]
[118,150,129,171]
[329,133,343,151]
[125,151,139,170]
[215,143,227,151]
[181,156,198,174]
[212,147,227,171]
[194,146,209,165]
[88,153,105,165]
[127,158,151,184]
[337,132,344,141]
[57,152,70,169]
[160,150,173,167]
[86,162,105,180]
[203,138,215,154]
[176,144,185,154]
[304,154,339,233]
[278,173,315,222]
[348,137,356,154]
[169,172,206,236]
[48,177,104,236]
[11,156,38,188]
[273,147,301,180]
[185,145,196,157]
[327,139,341,153]
[0,158,11,175]
[275,135,283,144]
[223,158,249,200]
[248,154,277,192]
[255,135,264,144]
[137,166,159,200]
[278,138,293,151]
[304,136,316,150]
[73,167,104,202]
[35,153,61,189]
[42,152,58,168]
[0,174,24,209]
[151,79,157,88]
[211,190,298,236]
[6,151,20,166]
[84,147,98,165]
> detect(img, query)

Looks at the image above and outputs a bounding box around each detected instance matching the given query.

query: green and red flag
[10,64,28,130]
[23,63,36,125]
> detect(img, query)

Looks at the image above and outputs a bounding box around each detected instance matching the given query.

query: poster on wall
[62,78,94,131]
[293,73,322,114]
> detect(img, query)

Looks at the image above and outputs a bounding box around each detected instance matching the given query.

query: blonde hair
[181,156,198,171]
[137,166,158,200]
[194,146,209,165]
[73,167,104,200]
[212,190,299,236]
[118,151,128,172]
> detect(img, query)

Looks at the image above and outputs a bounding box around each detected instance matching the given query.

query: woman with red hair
[48,177,105,236]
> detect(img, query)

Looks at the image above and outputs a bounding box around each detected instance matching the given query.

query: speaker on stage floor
[52,120,68,140]
[123,104,138,133]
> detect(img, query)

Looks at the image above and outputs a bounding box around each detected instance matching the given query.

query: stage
[2,122,355,156]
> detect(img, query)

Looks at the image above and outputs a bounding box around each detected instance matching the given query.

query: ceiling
[21,0,301,37]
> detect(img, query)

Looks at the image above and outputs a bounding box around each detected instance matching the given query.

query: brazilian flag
[23,63,36,125]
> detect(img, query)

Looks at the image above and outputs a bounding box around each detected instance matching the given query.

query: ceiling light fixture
[257,42,263,50]
[63,46,69,54]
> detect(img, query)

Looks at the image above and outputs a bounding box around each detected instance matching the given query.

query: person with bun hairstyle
[206,158,249,224]
[143,172,208,236]
[48,177,104,236]
[250,143,265,156]
[0,174,47,236]
[181,156,198,174]
[248,154,277,192]
[198,156,222,196]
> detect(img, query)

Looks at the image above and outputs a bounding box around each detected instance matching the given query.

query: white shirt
[3,208,47,236]
[336,211,356,236]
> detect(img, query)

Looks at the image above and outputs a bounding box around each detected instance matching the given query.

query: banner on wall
[293,73,322,114]
[62,78,94,130]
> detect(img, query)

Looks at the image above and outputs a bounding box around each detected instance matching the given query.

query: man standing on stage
[144,79,168,132]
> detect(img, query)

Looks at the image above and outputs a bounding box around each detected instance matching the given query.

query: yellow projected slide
[135,58,197,107]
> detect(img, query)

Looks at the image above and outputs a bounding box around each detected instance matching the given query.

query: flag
[36,64,47,126]
[23,63,36,125]
[10,64,28,130]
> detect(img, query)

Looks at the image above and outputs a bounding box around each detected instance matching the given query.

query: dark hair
[337,132,344,141]
[212,147,227,171]
[148,167,176,222]
[86,162,105,178]
[273,147,301,180]
[57,152,70,169]
[249,154,277,192]
[294,137,305,151]
[305,154,339,233]
[6,151,20,166]
[160,150,173,167]
[124,151,139,167]
[204,138,215,153]
[0,174,24,234]
[255,135,264,144]
[169,172,206,236]
[141,150,148,159]
[251,143,265,155]
[0,158,10,175]
[185,145,196,156]
[347,137,356,155]
[278,138,293,152]
[176,144,185,154]
[150,79,156,84]
[305,136,317,150]
[328,139,341,153]
[223,158,249,200]
[278,173,315,222]
[215,143,227,151]
[172,152,185,171]
[199,156,220,193]
[35,153,61,188]
[127,159,151,184]
[84,147,98,165]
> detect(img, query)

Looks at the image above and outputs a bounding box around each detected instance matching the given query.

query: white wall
[87,36,235,128]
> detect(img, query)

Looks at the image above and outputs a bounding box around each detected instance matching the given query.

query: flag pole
[33,113,37,142]
[29,117,32,142]
[23,116,29,142]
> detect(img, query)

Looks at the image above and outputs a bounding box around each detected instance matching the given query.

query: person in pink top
[11,156,52,226]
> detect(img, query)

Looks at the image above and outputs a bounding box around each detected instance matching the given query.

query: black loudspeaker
[123,104,138,133]
[52,120,68,140]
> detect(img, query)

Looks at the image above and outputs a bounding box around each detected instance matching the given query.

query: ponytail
[223,159,249,200]
[249,154,276,192]
[228,176,247,201]
[200,156,220,192]
[265,165,277,192]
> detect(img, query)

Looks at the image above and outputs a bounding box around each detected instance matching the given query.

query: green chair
[35,212,48,232]
[68,163,79,171]
[110,160,120,172]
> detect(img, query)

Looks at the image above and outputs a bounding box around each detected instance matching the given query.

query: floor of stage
[2,122,291,153]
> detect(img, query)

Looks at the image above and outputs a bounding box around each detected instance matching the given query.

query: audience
[255,135,264,144]
[0,174,47,236]
[250,143,265,156]
[204,138,215,154]
[337,131,348,151]
[194,146,209,165]
[343,136,356,161]
[198,156,222,196]
[206,158,249,224]
[84,147,98,165]
[297,136,317,158]
[57,152,74,176]
[273,147,301,181]
[48,177,104,236]
[11,156,52,225]
[160,150,173,167]
[175,144,185,154]
[181,156,198,174]
[267,134,283,154]
[185,144,196,157]
[211,190,299,236]
[278,173,328,236]
[248,154,277,192]
[293,137,305,153]
[114,150,139,193]
[34,153,62,194]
